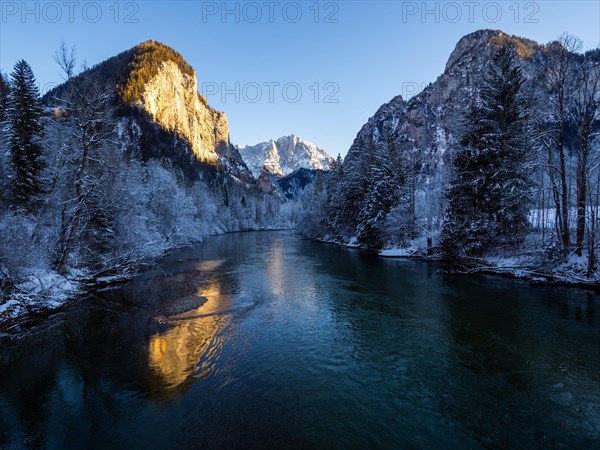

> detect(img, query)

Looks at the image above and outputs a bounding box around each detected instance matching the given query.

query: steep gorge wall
[139,60,230,164]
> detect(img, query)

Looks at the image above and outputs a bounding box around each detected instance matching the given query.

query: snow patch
[380,247,418,257]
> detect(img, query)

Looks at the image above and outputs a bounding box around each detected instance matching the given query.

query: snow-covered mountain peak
[237,135,334,178]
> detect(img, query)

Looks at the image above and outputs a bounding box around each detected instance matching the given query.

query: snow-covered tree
[442,45,531,256]
[572,51,600,255]
[54,74,116,274]
[0,72,10,123]
[357,140,403,248]
[0,73,11,212]
[543,34,581,253]
[7,60,44,206]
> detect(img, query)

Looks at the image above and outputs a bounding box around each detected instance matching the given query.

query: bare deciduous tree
[573,54,600,255]
[543,33,582,253]
[53,40,77,81]
[55,75,115,275]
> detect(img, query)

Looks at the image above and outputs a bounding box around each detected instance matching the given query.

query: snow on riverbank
[379,247,419,257]
[0,270,78,324]
[378,245,600,290]
[316,235,600,290]
[0,227,291,331]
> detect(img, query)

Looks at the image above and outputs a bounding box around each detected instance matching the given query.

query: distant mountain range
[237,135,334,178]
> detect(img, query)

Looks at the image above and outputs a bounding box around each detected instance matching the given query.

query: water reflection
[147,279,231,390]
[0,232,598,449]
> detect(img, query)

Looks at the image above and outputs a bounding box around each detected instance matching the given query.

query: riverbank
[447,255,600,292]
[312,236,600,292]
[5,230,599,334]
[0,227,290,334]
[0,258,151,335]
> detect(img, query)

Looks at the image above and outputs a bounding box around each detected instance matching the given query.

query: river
[0,231,598,448]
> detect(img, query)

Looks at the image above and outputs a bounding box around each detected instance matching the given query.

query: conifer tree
[442,45,531,256]
[0,73,10,123]
[357,139,403,248]
[7,60,44,206]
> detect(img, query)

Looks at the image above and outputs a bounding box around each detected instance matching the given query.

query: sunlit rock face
[43,40,254,181]
[139,60,230,164]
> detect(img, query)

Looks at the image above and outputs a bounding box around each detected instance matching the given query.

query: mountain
[0,40,291,313]
[237,135,334,178]
[123,42,230,164]
[302,29,584,252]
[276,168,323,199]
[45,40,252,181]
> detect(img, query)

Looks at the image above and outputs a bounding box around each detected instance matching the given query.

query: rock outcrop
[317,30,548,245]
[138,60,229,164]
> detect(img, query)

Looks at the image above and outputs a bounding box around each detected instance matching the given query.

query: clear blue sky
[1,1,599,156]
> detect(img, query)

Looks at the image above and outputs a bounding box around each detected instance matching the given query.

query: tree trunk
[558,123,570,253]
[587,167,600,277]
[56,205,82,275]
[56,134,89,275]
[547,146,564,249]
[576,138,589,256]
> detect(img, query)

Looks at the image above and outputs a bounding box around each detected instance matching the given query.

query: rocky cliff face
[396,29,542,154]
[238,135,334,178]
[45,40,250,179]
[317,29,547,246]
[138,60,230,164]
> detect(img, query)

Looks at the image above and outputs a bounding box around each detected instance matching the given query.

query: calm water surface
[0,231,599,449]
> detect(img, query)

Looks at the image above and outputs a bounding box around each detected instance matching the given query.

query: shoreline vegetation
[3,231,599,335]
[314,236,600,292]
[0,228,286,335]
[388,254,600,292]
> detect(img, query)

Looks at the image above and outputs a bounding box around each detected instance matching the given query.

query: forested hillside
[0,41,289,320]
[300,30,600,282]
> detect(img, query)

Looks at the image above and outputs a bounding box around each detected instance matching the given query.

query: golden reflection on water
[147,276,232,391]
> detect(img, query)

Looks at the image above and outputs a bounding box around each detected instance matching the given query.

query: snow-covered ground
[379,247,419,257]
[379,243,600,288]
[528,207,581,230]
[0,270,78,324]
